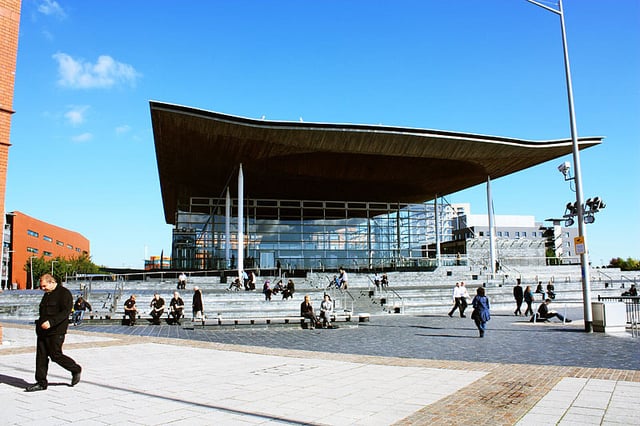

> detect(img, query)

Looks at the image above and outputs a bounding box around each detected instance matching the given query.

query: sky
[7,0,640,269]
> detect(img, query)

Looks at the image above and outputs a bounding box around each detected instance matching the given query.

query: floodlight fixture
[558,161,572,179]
[564,217,575,227]
[584,214,595,224]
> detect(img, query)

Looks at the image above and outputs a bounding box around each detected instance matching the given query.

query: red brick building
[5,211,90,289]
[0,0,21,231]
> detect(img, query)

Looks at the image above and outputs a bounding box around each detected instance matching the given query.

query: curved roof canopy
[150,101,602,224]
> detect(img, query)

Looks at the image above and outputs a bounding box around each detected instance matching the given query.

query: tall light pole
[51,260,58,275]
[30,256,37,290]
[527,0,592,332]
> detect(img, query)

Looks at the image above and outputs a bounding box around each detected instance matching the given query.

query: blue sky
[8,0,639,268]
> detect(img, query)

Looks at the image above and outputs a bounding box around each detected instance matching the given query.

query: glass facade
[172,197,457,271]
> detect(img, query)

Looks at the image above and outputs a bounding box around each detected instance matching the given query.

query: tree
[608,257,640,271]
[24,253,104,286]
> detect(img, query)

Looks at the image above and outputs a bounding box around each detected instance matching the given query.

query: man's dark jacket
[36,284,73,336]
[513,285,524,301]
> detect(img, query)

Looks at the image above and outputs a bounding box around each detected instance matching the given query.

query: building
[3,211,90,289]
[144,255,171,271]
[0,1,22,255]
[150,102,602,273]
[436,209,580,268]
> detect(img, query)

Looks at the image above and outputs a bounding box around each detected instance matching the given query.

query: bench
[189,313,355,330]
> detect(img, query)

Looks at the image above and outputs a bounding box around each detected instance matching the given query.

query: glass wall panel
[172,198,456,271]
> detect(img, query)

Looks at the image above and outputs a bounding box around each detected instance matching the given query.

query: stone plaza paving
[1,308,638,425]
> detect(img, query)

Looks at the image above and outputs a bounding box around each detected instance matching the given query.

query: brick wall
[0,0,22,223]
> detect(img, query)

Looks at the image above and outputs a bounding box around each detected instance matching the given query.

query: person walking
[471,287,491,337]
[26,273,82,392]
[192,286,204,321]
[513,281,524,316]
[523,285,535,317]
[458,282,470,318]
[72,295,92,326]
[448,282,462,317]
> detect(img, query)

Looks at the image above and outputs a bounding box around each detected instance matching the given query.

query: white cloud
[64,105,89,126]
[72,132,93,143]
[115,125,131,135]
[53,53,141,89]
[38,0,66,19]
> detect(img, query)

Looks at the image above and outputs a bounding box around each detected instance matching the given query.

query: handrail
[386,286,404,314]
[597,295,640,324]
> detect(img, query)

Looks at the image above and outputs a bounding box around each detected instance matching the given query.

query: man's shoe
[448,313,453,318]
[565,319,572,323]
[71,370,81,386]
[25,383,47,392]
[461,314,467,318]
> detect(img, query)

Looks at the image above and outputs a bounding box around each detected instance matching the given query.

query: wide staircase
[0,266,636,322]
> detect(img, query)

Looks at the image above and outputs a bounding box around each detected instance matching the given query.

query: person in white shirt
[448,282,462,317]
[458,282,470,318]
[320,294,334,328]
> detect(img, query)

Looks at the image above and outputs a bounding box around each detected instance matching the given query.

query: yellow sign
[574,236,585,255]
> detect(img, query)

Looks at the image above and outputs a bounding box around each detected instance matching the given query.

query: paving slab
[1,309,639,425]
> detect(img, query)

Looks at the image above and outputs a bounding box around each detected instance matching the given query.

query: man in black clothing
[169,291,184,325]
[149,293,165,325]
[26,273,82,392]
[124,295,138,326]
[513,282,524,316]
[532,299,572,323]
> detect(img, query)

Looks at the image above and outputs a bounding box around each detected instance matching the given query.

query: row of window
[26,246,82,255]
[478,231,539,237]
[27,247,80,256]
[27,229,78,251]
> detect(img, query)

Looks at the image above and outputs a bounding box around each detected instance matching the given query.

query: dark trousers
[514,298,523,315]
[524,301,533,316]
[36,334,81,386]
[151,310,164,324]
[448,298,461,316]
[170,308,183,324]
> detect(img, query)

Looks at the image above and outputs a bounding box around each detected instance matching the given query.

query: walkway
[1,308,638,425]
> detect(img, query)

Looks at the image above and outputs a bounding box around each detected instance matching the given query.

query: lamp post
[51,260,58,275]
[527,0,592,332]
[29,256,37,290]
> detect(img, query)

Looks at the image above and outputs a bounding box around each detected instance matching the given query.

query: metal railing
[597,295,640,324]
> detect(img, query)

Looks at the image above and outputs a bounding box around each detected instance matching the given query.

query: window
[44,251,53,257]
[497,231,502,237]
[43,236,53,242]
[522,232,527,237]
[479,231,484,236]
[27,230,39,237]
[76,248,81,252]
[515,232,520,238]
[66,244,73,250]
[27,247,39,254]
[504,231,510,237]
[56,241,64,246]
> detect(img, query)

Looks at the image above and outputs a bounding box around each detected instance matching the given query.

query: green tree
[608,257,640,271]
[24,254,104,287]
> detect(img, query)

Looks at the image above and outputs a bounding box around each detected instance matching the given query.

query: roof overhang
[150,101,602,224]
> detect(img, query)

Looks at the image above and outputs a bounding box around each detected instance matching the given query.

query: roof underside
[150,101,602,224]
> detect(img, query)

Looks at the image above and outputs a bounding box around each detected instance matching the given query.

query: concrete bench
[190,313,355,330]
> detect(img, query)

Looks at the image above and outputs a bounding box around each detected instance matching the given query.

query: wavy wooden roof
[150,101,602,224]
